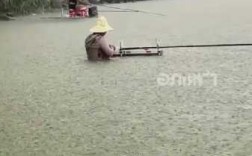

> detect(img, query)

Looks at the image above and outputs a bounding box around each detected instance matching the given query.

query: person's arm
[98,36,117,56]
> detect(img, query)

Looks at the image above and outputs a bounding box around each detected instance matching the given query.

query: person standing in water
[85,16,118,61]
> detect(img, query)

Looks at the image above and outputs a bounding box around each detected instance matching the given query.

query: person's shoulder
[85,33,101,46]
[85,33,94,40]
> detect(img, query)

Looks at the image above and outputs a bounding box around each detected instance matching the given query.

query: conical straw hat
[90,16,114,33]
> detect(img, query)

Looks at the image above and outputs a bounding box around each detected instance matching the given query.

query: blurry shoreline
[0,0,149,20]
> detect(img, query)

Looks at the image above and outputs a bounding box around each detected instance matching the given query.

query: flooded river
[0,0,252,155]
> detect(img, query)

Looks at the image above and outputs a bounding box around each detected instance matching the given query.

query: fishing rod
[114,42,252,57]
[121,43,252,50]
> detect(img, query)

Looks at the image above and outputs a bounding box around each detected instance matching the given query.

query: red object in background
[69,6,88,17]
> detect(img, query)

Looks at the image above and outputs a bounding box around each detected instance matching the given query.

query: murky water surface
[0,0,252,155]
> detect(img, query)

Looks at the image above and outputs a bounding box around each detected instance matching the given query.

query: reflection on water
[0,0,252,155]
